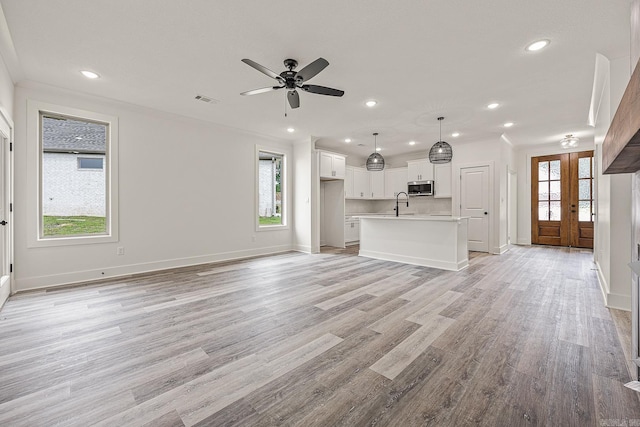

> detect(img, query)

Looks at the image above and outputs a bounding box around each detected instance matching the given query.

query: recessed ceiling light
[376,147,381,152]
[451,132,460,137]
[409,141,416,146]
[504,122,514,128]
[526,39,550,52]
[487,103,500,109]
[344,138,352,143]
[80,70,100,79]
[287,127,295,133]
[365,100,377,107]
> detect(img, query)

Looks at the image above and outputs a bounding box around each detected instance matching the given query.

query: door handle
[0,220,6,225]
[484,212,488,215]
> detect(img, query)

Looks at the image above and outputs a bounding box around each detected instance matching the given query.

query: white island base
[358,216,469,271]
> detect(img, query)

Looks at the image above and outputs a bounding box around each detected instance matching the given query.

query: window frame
[77,156,104,170]
[27,100,119,247]
[255,145,288,231]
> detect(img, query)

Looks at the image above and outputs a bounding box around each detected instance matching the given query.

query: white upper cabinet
[434,163,452,198]
[345,166,355,198]
[344,166,411,200]
[384,167,408,198]
[319,151,346,179]
[352,167,370,198]
[407,159,433,182]
[370,170,385,199]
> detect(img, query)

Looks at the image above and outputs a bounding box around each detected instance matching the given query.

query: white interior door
[461,165,490,252]
[508,170,517,245]
[0,131,10,309]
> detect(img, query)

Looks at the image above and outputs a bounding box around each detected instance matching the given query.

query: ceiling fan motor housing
[283,59,298,70]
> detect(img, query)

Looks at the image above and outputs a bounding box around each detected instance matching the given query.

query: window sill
[256,224,289,232]
[29,233,118,248]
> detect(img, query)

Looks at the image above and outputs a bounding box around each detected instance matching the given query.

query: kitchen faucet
[394,191,409,217]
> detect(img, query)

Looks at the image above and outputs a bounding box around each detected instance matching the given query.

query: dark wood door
[569,151,594,248]
[531,150,594,248]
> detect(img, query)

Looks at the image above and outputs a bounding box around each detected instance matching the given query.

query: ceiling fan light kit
[240,57,344,109]
[429,117,453,164]
[366,132,385,171]
[560,134,579,149]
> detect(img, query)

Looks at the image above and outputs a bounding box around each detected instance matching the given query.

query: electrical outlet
[116,247,125,255]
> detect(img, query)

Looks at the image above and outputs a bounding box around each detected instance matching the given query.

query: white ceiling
[0,0,632,160]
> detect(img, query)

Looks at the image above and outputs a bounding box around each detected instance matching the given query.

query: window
[78,157,104,170]
[257,149,285,228]
[27,101,119,247]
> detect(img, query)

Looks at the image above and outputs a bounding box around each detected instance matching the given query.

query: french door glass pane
[579,201,591,221]
[549,201,561,220]
[538,161,549,181]
[549,181,561,200]
[539,182,549,200]
[538,202,549,221]
[550,160,561,180]
[578,157,591,178]
[579,179,590,200]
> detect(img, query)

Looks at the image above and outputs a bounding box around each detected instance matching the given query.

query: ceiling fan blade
[300,84,344,97]
[240,86,283,96]
[288,90,300,109]
[241,59,282,81]
[296,57,329,82]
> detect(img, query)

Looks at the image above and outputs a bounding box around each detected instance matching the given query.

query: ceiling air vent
[194,94,218,104]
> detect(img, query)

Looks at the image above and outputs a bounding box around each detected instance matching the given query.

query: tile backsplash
[346,197,452,215]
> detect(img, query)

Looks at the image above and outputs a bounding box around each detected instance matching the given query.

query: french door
[531,151,594,248]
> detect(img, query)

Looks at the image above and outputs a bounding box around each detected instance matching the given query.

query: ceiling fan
[240,58,344,109]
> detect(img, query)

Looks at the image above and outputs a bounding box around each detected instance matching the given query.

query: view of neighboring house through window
[258,150,284,226]
[41,114,108,237]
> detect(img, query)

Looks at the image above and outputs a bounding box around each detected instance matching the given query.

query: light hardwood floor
[0,245,639,426]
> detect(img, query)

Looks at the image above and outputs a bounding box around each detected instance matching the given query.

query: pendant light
[429,117,453,164]
[366,132,385,171]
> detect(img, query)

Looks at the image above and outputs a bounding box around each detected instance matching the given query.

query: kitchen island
[357,215,469,271]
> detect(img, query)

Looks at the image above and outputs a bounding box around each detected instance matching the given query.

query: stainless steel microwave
[408,180,433,196]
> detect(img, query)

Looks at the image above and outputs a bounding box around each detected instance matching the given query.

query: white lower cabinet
[345,218,360,244]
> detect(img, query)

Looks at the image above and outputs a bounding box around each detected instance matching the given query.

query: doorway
[531,151,594,248]
[460,165,490,252]
[0,118,11,309]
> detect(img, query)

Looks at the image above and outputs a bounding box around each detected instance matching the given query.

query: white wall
[0,49,13,119]
[14,82,294,291]
[293,139,313,252]
[593,54,634,311]
[451,137,512,254]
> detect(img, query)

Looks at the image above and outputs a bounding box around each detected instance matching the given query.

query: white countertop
[355,215,468,222]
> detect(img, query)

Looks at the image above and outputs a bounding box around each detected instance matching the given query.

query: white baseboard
[607,293,632,312]
[15,244,294,292]
[293,244,312,253]
[517,238,531,245]
[358,249,468,272]
[595,261,631,311]
[495,244,510,254]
